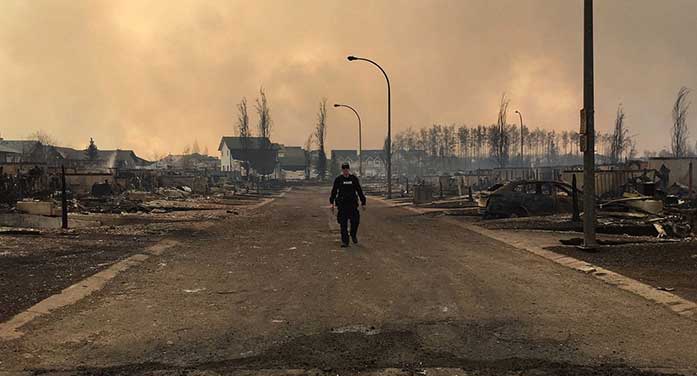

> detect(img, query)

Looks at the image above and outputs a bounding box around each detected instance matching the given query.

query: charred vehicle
[476,183,503,208]
[483,180,580,218]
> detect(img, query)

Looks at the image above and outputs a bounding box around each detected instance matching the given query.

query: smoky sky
[1,0,696,159]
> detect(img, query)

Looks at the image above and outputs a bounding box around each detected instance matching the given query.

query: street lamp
[333,103,363,176]
[347,55,392,198]
[515,110,524,166]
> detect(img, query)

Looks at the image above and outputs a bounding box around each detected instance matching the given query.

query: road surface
[1,186,696,375]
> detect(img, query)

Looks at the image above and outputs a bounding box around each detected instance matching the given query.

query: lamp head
[347,55,357,61]
[333,104,340,107]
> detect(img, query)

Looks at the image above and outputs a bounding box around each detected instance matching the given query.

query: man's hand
[361,204,366,211]
[331,204,335,214]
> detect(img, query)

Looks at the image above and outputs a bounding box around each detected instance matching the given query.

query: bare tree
[192,140,200,155]
[610,104,629,164]
[304,134,314,180]
[27,130,58,145]
[315,98,328,179]
[672,87,691,157]
[237,97,251,177]
[256,87,272,141]
[489,93,511,168]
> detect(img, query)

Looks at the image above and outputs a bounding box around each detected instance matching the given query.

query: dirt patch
[0,231,155,322]
[549,241,697,302]
[0,191,279,323]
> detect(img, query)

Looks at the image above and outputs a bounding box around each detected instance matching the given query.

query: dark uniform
[329,173,366,245]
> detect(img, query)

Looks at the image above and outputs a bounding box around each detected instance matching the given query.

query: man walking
[329,162,366,247]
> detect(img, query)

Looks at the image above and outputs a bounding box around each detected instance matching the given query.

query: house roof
[0,140,42,154]
[55,147,150,164]
[361,150,386,160]
[279,146,306,169]
[218,136,273,151]
[331,150,358,161]
[0,144,20,154]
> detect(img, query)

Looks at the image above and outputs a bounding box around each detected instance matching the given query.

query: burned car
[483,180,580,218]
[476,183,504,208]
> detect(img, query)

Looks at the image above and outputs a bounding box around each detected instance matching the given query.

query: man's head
[341,162,350,176]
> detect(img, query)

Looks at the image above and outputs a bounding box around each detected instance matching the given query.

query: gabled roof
[361,150,386,160]
[331,150,358,161]
[279,146,306,169]
[218,136,272,151]
[55,147,150,164]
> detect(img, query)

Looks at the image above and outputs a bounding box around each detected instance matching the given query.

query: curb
[0,194,284,341]
[0,239,179,341]
[372,196,697,322]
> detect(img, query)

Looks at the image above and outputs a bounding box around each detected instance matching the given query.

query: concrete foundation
[16,201,60,217]
[0,214,100,229]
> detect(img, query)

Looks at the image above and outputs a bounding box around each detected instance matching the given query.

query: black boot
[351,235,358,244]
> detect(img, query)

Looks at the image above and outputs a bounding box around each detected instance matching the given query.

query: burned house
[154,153,221,171]
[55,147,151,170]
[0,140,64,167]
[218,136,278,177]
[0,139,151,198]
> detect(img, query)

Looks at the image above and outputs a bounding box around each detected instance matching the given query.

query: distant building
[0,140,64,166]
[154,153,220,171]
[327,149,388,177]
[0,144,21,164]
[362,150,386,177]
[218,136,278,176]
[55,147,151,169]
[0,139,150,171]
[278,146,307,180]
[330,150,359,176]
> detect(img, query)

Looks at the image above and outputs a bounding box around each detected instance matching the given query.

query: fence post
[61,165,68,229]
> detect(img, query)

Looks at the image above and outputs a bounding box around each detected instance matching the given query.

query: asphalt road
[2,186,697,375]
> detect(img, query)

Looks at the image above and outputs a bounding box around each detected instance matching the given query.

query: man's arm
[329,177,339,205]
[354,176,366,206]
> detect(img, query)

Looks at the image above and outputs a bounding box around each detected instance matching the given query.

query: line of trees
[390,111,638,174]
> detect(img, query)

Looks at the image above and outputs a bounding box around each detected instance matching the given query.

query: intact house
[278,146,307,180]
[329,149,386,178]
[218,136,279,177]
[330,150,359,176]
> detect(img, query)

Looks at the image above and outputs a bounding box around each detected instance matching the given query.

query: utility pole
[582,0,597,248]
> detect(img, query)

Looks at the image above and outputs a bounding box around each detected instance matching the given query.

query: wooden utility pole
[582,0,597,248]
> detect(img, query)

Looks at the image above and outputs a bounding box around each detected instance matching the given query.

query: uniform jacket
[329,174,366,207]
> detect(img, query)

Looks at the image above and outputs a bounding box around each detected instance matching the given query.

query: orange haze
[1,0,696,159]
